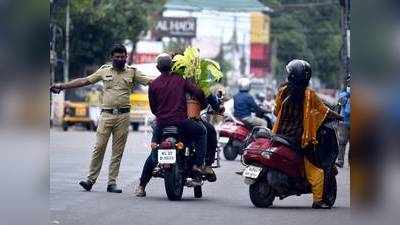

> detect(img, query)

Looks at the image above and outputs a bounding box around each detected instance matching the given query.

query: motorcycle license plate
[243,166,262,179]
[158,149,176,164]
[219,137,230,144]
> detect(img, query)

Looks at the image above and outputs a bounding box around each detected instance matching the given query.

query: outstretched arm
[134,70,153,86]
[50,78,91,93]
[50,67,103,93]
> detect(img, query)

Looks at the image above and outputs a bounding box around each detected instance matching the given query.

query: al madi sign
[153,17,197,38]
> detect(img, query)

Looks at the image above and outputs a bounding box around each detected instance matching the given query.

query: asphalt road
[50,128,350,225]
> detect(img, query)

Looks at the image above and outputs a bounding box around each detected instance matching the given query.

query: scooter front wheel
[249,179,275,208]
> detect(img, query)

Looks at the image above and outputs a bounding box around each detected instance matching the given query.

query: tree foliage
[260,0,342,88]
[53,0,165,79]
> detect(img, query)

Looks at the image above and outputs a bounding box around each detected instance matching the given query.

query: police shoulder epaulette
[126,65,137,71]
[99,64,112,70]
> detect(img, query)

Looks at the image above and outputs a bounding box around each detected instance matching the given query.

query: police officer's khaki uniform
[85,64,151,185]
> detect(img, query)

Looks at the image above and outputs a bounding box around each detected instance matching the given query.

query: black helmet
[285,59,312,88]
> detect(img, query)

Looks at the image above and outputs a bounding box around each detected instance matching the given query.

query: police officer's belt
[101,107,130,115]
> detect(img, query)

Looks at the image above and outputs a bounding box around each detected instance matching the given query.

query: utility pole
[63,0,70,83]
[50,0,56,84]
[340,0,351,87]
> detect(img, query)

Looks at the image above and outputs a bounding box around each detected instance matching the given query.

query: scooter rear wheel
[323,170,337,207]
[223,140,239,161]
[249,179,275,208]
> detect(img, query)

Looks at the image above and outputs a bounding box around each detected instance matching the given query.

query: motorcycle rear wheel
[164,165,184,201]
[223,140,239,161]
[249,179,275,208]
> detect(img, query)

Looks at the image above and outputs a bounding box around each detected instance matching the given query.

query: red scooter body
[243,138,304,177]
[218,120,251,160]
[219,121,250,141]
[241,131,338,208]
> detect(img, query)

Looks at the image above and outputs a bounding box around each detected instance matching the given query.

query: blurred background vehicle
[129,86,154,131]
[129,63,159,131]
[62,86,98,131]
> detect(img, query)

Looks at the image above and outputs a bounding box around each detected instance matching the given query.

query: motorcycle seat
[162,126,180,136]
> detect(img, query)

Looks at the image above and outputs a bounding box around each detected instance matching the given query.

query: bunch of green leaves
[172,47,223,96]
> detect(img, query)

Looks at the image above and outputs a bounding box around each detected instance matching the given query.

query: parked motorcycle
[240,119,339,208]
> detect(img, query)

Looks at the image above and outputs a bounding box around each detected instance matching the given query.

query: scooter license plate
[219,137,230,144]
[243,166,262,179]
[158,149,176,164]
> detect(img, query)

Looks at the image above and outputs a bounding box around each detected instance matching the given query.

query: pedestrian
[336,76,351,168]
[50,44,152,193]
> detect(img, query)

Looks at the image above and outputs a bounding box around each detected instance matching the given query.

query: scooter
[240,120,339,208]
[217,113,251,161]
[217,111,273,161]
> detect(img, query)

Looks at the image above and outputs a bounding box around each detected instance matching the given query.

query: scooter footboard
[266,169,311,197]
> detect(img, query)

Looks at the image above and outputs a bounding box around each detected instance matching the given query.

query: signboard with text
[153,17,197,38]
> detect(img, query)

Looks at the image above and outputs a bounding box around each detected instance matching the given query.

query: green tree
[260,0,341,88]
[53,0,165,79]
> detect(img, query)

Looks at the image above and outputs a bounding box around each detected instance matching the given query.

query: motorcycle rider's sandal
[192,165,205,174]
[203,166,217,182]
[134,185,146,197]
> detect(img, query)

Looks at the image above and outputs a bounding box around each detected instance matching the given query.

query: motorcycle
[240,119,339,208]
[151,96,224,201]
[151,125,215,201]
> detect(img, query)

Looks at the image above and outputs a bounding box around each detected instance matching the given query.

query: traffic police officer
[50,44,152,193]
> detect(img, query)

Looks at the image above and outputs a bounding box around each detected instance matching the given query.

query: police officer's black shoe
[107,184,122,193]
[312,201,331,209]
[79,180,93,191]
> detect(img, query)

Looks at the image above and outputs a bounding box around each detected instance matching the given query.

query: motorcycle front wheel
[249,179,275,208]
[164,164,184,201]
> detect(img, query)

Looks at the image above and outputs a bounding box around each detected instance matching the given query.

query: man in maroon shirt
[135,53,209,196]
